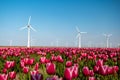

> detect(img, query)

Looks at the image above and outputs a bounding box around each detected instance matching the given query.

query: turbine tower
[76,26,87,48]
[103,34,112,48]
[20,16,36,48]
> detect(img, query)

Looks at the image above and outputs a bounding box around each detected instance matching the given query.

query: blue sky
[0,0,120,47]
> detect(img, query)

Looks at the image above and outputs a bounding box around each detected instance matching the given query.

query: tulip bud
[23,67,29,74]
[82,66,90,76]
[9,71,16,79]
[46,62,56,75]
[66,61,72,67]
[0,74,8,80]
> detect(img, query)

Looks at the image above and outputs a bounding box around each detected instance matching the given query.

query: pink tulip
[72,49,76,54]
[93,66,99,73]
[110,53,117,58]
[96,59,103,67]
[34,63,39,71]
[0,74,8,80]
[51,54,56,61]
[41,52,46,56]
[20,61,25,68]
[45,59,51,63]
[40,57,46,64]
[93,55,97,60]
[46,62,56,75]
[9,71,16,79]
[68,55,72,60]
[72,64,79,78]
[66,61,72,67]
[23,58,29,65]
[81,53,87,57]
[23,67,29,74]
[113,66,119,73]
[89,70,94,76]
[107,67,113,75]
[89,77,96,80]
[4,61,15,69]
[82,66,90,76]
[99,65,108,76]
[64,67,73,80]
[88,56,93,60]
[2,68,7,73]
[56,55,63,63]
[28,58,34,65]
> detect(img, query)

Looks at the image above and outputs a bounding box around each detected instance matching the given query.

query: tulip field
[0,47,120,80]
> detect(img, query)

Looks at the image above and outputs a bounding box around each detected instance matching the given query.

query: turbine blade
[76,26,80,32]
[81,32,87,34]
[76,34,80,38]
[30,26,36,32]
[28,16,31,25]
[108,34,112,37]
[20,26,27,30]
[103,34,107,36]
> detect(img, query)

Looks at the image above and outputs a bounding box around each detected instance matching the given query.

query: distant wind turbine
[76,26,87,48]
[8,40,13,46]
[56,40,59,47]
[20,16,36,48]
[103,34,112,48]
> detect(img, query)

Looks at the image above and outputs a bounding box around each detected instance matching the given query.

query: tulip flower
[2,68,7,73]
[72,64,79,78]
[99,65,108,76]
[66,61,72,67]
[96,59,103,67]
[34,62,39,71]
[45,59,51,63]
[107,67,113,75]
[89,77,96,80]
[113,66,119,73]
[64,67,73,80]
[51,54,56,61]
[0,74,8,80]
[46,62,56,75]
[81,53,87,57]
[28,58,34,65]
[23,66,29,74]
[93,66,99,73]
[89,70,94,76]
[20,60,25,68]
[30,70,43,80]
[56,55,63,63]
[82,66,90,76]
[9,71,16,79]
[40,57,46,64]
[4,61,15,69]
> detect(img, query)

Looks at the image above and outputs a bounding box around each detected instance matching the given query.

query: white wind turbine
[76,26,87,48]
[9,40,13,46]
[103,34,112,48]
[20,16,36,48]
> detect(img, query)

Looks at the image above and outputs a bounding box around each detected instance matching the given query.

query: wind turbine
[103,34,112,48]
[76,26,87,48]
[7,40,13,46]
[9,40,13,46]
[20,16,36,48]
[56,40,59,47]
